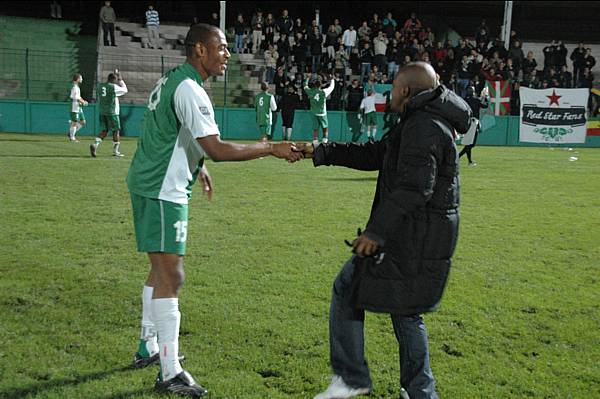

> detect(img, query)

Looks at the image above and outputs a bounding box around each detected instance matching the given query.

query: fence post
[25,48,30,100]
[161,55,164,75]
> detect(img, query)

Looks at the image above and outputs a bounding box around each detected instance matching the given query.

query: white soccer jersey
[70,84,81,113]
[360,95,376,114]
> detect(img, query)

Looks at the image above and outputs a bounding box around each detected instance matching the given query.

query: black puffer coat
[313,85,471,315]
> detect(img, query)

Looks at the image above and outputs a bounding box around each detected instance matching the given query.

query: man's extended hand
[295,142,314,158]
[271,142,304,163]
[198,165,213,201]
[352,233,379,257]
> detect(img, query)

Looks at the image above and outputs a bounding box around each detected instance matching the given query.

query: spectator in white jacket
[342,26,357,56]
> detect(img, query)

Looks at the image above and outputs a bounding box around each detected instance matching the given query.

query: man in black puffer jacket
[308,62,471,399]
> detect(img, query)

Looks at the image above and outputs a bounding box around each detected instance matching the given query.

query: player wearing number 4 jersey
[91,71,128,157]
[126,23,302,398]
[304,75,335,145]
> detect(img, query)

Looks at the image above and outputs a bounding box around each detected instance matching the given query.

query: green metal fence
[0,48,97,102]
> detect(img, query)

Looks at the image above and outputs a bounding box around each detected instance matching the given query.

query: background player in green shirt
[90,69,128,157]
[254,82,277,141]
[126,23,302,398]
[303,74,335,145]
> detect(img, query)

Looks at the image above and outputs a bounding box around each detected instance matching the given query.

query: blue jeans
[311,55,322,73]
[235,34,244,53]
[360,63,371,83]
[329,257,439,399]
[388,61,398,79]
[457,78,470,98]
[265,67,276,84]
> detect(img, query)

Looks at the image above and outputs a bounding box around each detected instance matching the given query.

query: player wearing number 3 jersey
[304,75,335,145]
[91,71,128,157]
[126,23,302,398]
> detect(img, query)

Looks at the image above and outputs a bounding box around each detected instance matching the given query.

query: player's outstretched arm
[197,135,303,163]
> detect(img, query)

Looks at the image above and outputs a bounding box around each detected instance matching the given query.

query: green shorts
[311,114,328,130]
[258,124,271,136]
[364,111,377,126]
[130,192,189,256]
[70,110,85,123]
[100,114,121,132]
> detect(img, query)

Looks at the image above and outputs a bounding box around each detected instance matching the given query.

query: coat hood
[405,85,472,134]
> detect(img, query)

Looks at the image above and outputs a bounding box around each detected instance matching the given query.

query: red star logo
[547,90,562,106]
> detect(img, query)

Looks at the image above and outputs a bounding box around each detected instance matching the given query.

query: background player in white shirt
[359,89,378,142]
[68,73,88,142]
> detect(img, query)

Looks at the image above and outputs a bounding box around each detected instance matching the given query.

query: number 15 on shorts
[173,221,188,242]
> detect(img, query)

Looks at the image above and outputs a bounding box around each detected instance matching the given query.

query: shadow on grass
[0,365,144,398]
[0,154,93,159]
[325,177,377,182]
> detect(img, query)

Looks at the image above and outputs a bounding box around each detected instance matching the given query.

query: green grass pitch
[0,133,599,398]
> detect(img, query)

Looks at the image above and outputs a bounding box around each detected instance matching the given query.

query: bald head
[389,61,439,113]
[395,62,438,94]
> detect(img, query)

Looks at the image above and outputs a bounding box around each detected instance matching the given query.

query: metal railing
[0,48,97,101]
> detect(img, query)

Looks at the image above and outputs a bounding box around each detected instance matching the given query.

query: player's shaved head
[389,61,439,113]
[395,61,438,94]
[185,23,221,57]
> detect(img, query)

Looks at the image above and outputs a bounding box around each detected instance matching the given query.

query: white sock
[94,137,102,148]
[69,126,76,139]
[74,124,82,134]
[322,137,329,144]
[153,298,183,381]
[287,128,292,140]
[113,141,120,154]
[312,139,319,146]
[140,286,158,354]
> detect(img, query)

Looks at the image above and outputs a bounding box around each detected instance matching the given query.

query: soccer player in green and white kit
[303,74,335,145]
[68,73,88,142]
[90,70,128,157]
[254,82,277,141]
[126,23,302,398]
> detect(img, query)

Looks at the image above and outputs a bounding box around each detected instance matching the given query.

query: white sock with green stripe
[137,285,159,357]
[153,298,183,381]
[69,126,76,139]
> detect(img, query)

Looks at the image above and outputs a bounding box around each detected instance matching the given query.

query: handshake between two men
[269,142,315,163]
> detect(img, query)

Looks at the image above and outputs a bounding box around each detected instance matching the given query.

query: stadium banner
[485,80,511,116]
[519,87,589,143]
[373,84,392,112]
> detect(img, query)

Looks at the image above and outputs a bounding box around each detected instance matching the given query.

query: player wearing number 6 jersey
[91,71,128,157]
[254,82,277,141]
[304,75,335,145]
[126,23,302,398]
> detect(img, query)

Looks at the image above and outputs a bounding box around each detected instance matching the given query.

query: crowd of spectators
[229,9,597,114]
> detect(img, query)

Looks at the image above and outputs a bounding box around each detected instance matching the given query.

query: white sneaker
[113,152,124,157]
[313,375,371,399]
[468,162,477,167]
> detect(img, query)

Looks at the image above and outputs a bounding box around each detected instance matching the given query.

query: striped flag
[372,84,392,112]
[485,80,511,116]
[587,119,600,136]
